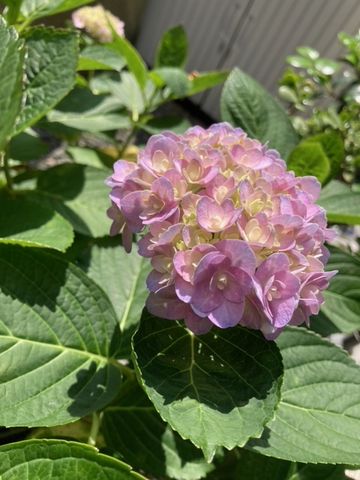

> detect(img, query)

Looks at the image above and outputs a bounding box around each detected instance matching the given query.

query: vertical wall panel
[136,0,360,119]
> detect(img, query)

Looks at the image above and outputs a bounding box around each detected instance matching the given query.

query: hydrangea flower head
[106,123,336,339]
[72,4,124,43]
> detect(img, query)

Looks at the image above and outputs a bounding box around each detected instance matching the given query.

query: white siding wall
[136,0,360,118]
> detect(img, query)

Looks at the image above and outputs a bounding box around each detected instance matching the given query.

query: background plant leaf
[78,45,125,72]
[0,190,74,252]
[220,68,299,159]
[187,71,228,96]
[155,25,188,69]
[318,180,360,225]
[305,131,344,180]
[287,141,330,183]
[320,247,360,333]
[36,163,112,238]
[108,34,148,90]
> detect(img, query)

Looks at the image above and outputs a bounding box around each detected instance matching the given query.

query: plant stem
[118,126,137,158]
[88,411,103,446]
[1,150,13,191]
[17,15,34,34]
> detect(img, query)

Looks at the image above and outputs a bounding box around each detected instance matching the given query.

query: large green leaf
[318,180,360,225]
[155,25,188,69]
[36,163,111,238]
[20,0,94,20]
[77,237,151,357]
[103,381,213,480]
[78,45,126,72]
[15,27,79,134]
[109,35,148,91]
[133,313,283,461]
[0,190,74,252]
[0,244,122,427]
[320,247,360,333]
[220,68,299,159]
[0,18,24,151]
[0,440,145,479]
[247,327,360,464]
[287,142,330,184]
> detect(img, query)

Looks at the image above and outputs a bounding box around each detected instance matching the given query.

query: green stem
[17,15,34,34]
[1,150,13,191]
[88,411,103,446]
[118,126,137,158]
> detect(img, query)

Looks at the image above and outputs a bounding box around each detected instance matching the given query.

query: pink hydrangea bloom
[72,5,124,43]
[106,123,337,339]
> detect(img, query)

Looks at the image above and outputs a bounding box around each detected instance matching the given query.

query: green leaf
[318,180,360,225]
[0,17,24,151]
[296,47,319,60]
[20,0,94,20]
[0,440,145,479]
[141,115,191,135]
[103,381,213,480]
[220,68,299,159]
[15,27,79,134]
[287,55,313,69]
[8,130,50,162]
[305,132,344,179]
[110,72,146,119]
[0,244,122,427]
[47,87,130,133]
[36,163,112,238]
[48,110,130,132]
[314,59,340,76]
[151,67,190,98]
[247,327,360,464]
[287,132,344,184]
[78,45,126,72]
[187,71,228,96]
[155,25,188,69]
[0,190,74,252]
[321,247,360,333]
[77,237,151,357]
[67,146,106,169]
[133,312,283,461]
[287,142,330,184]
[108,35,148,90]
